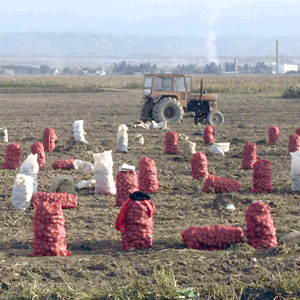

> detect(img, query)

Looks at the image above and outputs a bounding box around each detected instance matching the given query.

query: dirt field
[1,88,300,299]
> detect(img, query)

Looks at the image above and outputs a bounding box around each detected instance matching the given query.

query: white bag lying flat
[77,179,96,189]
[211,144,225,156]
[118,163,136,171]
[73,159,94,172]
[12,174,34,210]
[214,142,230,152]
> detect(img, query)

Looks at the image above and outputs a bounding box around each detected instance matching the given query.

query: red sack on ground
[246,200,277,249]
[250,159,272,193]
[43,127,57,152]
[52,159,75,170]
[203,125,215,144]
[115,170,139,206]
[164,131,179,154]
[31,200,71,256]
[181,225,244,251]
[295,128,300,136]
[202,174,242,193]
[241,143,257,170]
[268,126,280,144]
[115,191,155,250]
[139,157,159,193]
[31,142,46,170]
[289,133,300,153]
[31,192,78,209]
[1,142,21,170]
[191,152,209,181]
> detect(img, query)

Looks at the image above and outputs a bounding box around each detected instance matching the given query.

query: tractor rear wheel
[207,110,224,126]
[153,97,183,124]
[140,100,153,122]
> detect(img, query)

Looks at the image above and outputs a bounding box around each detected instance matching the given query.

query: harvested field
[1,80,300,299]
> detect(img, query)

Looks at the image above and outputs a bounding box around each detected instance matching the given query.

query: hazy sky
[1,0,299,36]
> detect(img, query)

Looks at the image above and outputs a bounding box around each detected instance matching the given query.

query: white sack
[73,159,94,172]
[77,179,96,189]
[11,174,34,210]
[183,141,196,157]
[73,120,87,143]
[116,124,128,152]
[214,142,230,153]
[290,151,300,191]
[19,153,39,193]
[211,144,225,156]
[0,128,8,142]
[94,150,116,195]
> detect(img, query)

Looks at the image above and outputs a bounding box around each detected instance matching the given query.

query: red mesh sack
[295,128,300,136]
[1,142,21,170]
[43,127,58,153]
[52,159,75,170]
[246,200,277,249]
[288,133,300,153]
[31,192,78,209]
[31,200,71,256]
[268,126,280,144]
[31,142,46,170]
[191,152,209,181]
[181,225,244,251]
[115,191,155,250]
[164,131,179,154]
[241,143,257,170]
[138,157,159,193]
[202,174,242,193]
[250,159,272,193]
[115,170,139,206]
[203,125,215,144]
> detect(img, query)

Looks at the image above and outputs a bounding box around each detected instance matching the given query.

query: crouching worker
[115,191,155,250]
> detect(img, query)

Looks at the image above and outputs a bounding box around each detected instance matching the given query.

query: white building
[265,62,298,74]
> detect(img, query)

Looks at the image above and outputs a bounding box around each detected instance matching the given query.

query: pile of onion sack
[52,159,75,170]
[241,143,257,170]
[289,133,300,153]
[268,126,280,144]
[31,142,46,170]
[203,125,215,144]
[115,191,155,250]
[43,127,58,153]
[250,159,272,193]
[31,200,71,256]
[164,131,179,154]
[246,200,277,249]
[202,174,242,193]
[138,157,159,193]
[191,152,209,180]
[1,142,21,170]
[181,225,244,250]
[31,192,78,209]
[115,170,139,206]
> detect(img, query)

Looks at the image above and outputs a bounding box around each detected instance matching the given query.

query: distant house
[263,62,298,74]
[3,69,15,75]
[54,67,60,75]
[95,69,106,76]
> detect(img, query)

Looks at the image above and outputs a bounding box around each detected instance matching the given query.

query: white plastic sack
[214,142,230,153]
[19,153,39,193]
[183,141,196,157]
[73,120,87,143]
[290,151,300,191]
[0,128,8,142]
[279,232,300,247]
[77,179,96,189]
[211,144,225,156]
[94,150,116,195]
[134,133,144,145]
[118,163,136,171]
[116,124,128,152]
[73,159,94,172]
[11,174,34,210]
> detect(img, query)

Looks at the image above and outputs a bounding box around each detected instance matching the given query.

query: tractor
[140,74,224,126]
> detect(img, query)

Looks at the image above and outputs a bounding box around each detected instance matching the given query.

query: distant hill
[0,32,299,60]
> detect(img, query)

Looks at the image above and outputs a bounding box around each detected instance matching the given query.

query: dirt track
[1,90,300,298]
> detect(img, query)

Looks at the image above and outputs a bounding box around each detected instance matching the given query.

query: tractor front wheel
[140,99,153,122]
[207,110,224,126]
[153,97,183,124]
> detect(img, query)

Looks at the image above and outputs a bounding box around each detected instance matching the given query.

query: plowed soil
[1,89,300,299]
